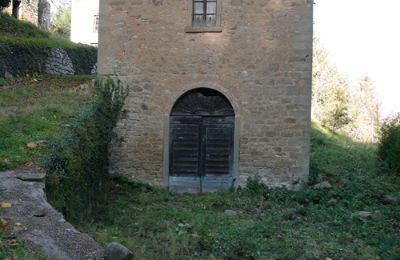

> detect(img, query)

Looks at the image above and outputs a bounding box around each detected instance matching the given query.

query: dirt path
[0,169,104,259]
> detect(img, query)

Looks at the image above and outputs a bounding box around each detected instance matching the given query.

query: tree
[347,76,381,142]
[0,0,11,10]
[312,38,352,130]
[51,2,71,38]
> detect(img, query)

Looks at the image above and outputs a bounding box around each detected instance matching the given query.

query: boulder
[105,242,133,260]
[352,211,373,220]
[313,181,332,189]
[33,207,46,217]
[381,195,400,205]
[224,210,239,217]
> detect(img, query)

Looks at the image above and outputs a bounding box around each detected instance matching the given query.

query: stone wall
[98,0,313,189]
[2,0,50,29]
[38,0,51,31]
[0,42,97,79]
[3,0,38,25]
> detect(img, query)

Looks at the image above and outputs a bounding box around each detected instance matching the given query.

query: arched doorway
[169,88,235,192]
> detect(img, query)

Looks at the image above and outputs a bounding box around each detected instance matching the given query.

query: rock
[26,142,38,149]
[352,211,373,220]
[177,223,191,228]
[36,140,49,146]
[381,195,400,205]
[328,198,337,205]
[224,210,238,217]
[4,71,13,80]
[17,173,46,182]
[105,242,133,260]
[33,207,46,217]
[313,181,332,189]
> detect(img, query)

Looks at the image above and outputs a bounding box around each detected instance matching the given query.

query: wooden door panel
[203,124,233,176]
[169,116,234,192]
[170,117,201,177]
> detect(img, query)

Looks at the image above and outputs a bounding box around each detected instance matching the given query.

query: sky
[314,0,400,117]
[52,0,400,116]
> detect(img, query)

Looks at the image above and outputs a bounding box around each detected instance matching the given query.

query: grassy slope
[0,12,87,48]
[0,75,94,170]
[80,123,400,259]
[0,75,94,258]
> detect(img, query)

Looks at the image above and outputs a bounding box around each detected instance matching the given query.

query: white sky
[314,0,400,117]
[53,0,399,116]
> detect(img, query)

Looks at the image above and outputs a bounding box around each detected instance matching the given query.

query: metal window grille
[93,15,99,33]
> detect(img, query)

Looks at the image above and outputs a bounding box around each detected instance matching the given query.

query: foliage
[78,122,400,259]
[312,39,381,141]
[0,0,10,9]
[345,76,381,143]
[45,78,127,223]
[312,39,352,131]
[0,12,91,48]
[378,114,400,174]
[51,3,71,38]
[0,75,94,170]
[0,41,97,77]
[0,12,49,38]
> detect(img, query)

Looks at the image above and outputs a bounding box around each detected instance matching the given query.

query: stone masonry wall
[98,0,313,189]
[3,0,39,25]
[0,42,97,79]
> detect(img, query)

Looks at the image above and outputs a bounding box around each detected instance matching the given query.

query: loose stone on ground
[0,169,104,259]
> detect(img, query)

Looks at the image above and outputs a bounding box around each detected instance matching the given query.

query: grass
[0,75,398,258]
[0,12,89,48]
[78,123,400,259]
[0,75,95,170]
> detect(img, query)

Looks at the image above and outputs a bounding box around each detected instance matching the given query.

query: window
[193,0,217,27]
[93,15,99,33]
[185,0,222,33]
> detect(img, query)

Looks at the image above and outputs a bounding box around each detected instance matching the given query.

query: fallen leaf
[1,202,12,208]
[24,162,34,167]
[0,157,10,163]
[0,218,8,228]
[26,142,38,148]
[6,239,18,246]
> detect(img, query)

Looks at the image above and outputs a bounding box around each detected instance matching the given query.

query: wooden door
[169,116,234,192]
[169,88,235,192]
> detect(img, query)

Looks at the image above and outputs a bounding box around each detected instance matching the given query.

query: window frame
[185,0,223,33]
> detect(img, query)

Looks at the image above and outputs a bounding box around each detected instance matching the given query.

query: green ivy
[45,78,127,223]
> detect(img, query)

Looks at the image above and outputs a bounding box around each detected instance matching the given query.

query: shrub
[378,114,400,174]
[45,78,127,223]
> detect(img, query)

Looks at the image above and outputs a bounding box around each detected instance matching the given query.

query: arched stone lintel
[165,81,241,117]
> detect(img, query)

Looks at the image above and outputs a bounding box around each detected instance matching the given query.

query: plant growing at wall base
[0,0,10,10]
[378,114,400,174]
[45,78,127,223]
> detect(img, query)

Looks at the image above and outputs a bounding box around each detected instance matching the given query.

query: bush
[51,3,71,38]
[45,78,127,223]
[378,114,400,174]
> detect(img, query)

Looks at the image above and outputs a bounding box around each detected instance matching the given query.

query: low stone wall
[0,42,97,79]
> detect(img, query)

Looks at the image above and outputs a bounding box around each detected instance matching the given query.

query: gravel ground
[0,169,104,259]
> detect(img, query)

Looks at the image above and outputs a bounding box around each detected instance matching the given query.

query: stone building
[2,0,50,30]
[70,0,99,46]
[98,0,313,192]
